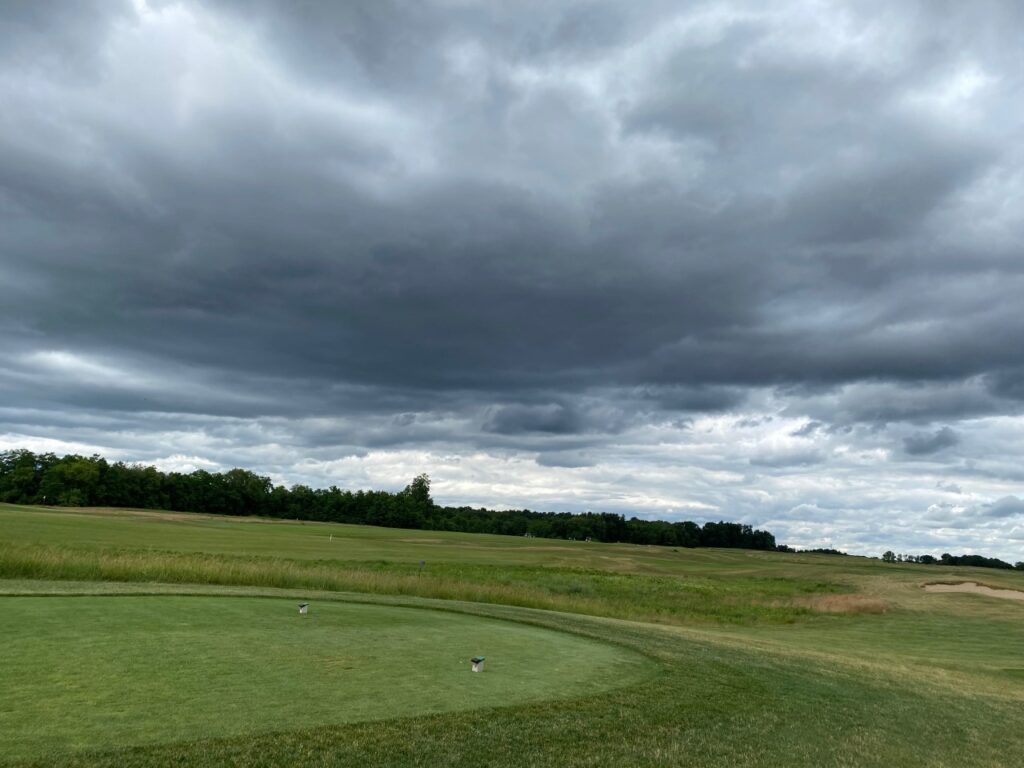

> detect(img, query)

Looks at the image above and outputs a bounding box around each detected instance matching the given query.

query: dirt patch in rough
[793,594,889,614]
[924,582,1024,602]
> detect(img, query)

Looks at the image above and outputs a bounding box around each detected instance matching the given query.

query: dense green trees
[0,449,782,550]
[880,549,1023,571]
[6,450,1023,568]
[937,552,1018,570]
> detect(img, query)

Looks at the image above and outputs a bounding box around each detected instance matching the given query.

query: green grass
[2,581,1023,768]
[0,503,919,575]
[0,594,650,761]
[2,502,1024,766]
[0,540,846,625]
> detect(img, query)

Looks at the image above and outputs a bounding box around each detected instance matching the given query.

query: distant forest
[786,546,1023,571]
[0,449,777,550]
[881,550,1023,571]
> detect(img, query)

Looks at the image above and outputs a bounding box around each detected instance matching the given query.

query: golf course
[2,502,1023,767]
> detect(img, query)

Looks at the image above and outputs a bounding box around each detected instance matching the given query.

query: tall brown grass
[0,542,573,609]
[791,594,889,614]
[0,542,834,625]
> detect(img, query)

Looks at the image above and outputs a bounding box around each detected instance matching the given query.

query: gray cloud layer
[904,427,960,457]
[2,1,1023,559]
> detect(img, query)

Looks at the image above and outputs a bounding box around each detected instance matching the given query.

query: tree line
[0,449,778,550]
[882,550,1023,571]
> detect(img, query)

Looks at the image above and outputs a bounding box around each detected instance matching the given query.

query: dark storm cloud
[484,404,583,435]
[978,497,1024,519]
[636,385,747,413]
[535,450,595,469]
[986,368,1024,401]
[2,1,1024,556]
[0,0,134,78]
[785,380,1017,427]
[3,0,1022,412]
[903,426,960,456]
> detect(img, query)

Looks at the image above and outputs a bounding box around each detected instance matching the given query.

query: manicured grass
[0,594,651,761]
[2,581,1023,768]
[2,503,1023,766]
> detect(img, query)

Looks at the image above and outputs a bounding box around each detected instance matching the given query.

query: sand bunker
[924,582,1024,602]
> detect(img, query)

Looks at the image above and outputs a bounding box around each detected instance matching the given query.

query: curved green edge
[0,591,655,761]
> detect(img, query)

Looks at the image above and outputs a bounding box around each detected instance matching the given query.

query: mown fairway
[2,503,1023,767]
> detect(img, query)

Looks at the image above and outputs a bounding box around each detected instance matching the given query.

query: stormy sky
[2,0,1023,558]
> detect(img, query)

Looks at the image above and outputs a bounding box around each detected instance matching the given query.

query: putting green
[0,595,652,760]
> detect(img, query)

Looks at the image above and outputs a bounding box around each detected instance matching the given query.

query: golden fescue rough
[790,594,890,614]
